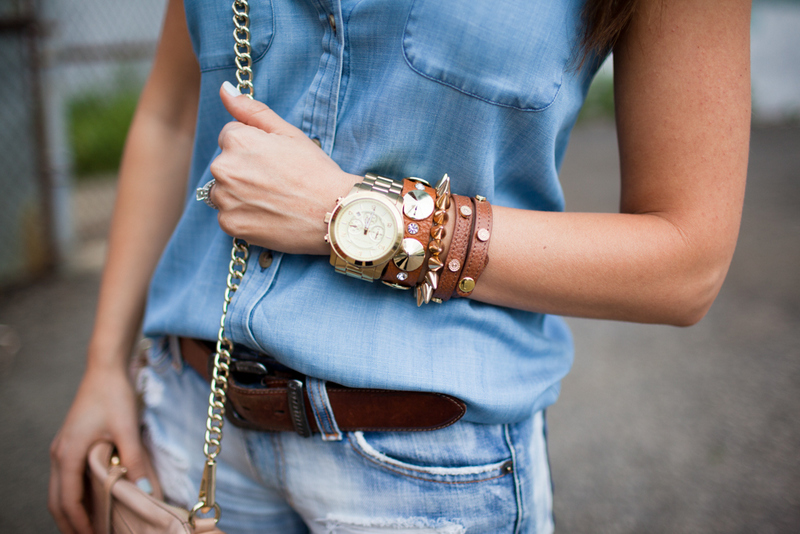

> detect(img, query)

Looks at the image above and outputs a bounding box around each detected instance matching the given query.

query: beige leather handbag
[86,441,225,534]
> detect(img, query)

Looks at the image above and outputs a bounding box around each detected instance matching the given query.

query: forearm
[465,0,750,325]
[86,0,199,369]
[469,208,729,325]
[87,112,195,367]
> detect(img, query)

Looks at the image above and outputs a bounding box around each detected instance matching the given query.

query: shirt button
[258,250,273,269]
[328,14,336,34]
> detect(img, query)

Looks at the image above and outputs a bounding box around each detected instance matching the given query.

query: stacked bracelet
[432,194,473,303]
[455,195,492,298]
[416,174,451,306]
[381,177,437,290]
[352,172,490,305]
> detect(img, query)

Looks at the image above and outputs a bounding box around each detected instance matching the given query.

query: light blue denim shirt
[143,0,604,424]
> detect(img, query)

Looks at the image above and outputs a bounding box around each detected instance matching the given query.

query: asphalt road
[0,123,797,533]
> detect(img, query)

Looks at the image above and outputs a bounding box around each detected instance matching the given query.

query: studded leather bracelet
[416,174,451,306]
[381,178,437,290]
[432,194,473,303]
[455,195,492,298]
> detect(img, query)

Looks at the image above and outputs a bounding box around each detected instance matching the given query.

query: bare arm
[472,0,750,325]
[90,0,200,364]
[49,1,199,532]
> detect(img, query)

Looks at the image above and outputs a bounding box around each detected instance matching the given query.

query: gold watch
[324,173,406,281]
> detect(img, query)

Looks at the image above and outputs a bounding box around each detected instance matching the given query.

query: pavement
[0,122,798,533]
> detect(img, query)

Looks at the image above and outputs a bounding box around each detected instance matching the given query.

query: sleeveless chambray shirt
[143,0,604,424]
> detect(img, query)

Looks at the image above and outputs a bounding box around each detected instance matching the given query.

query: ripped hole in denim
[318,514,465,533]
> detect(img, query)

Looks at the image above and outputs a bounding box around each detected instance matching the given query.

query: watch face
[330,194,402,264]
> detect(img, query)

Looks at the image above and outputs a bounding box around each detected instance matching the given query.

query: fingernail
[222,81,241,97]
[135,477,153,495]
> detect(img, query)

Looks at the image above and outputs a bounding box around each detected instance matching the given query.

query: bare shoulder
[137,0,200,130]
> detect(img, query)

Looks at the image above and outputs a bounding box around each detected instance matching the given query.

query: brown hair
[580,0,640,63]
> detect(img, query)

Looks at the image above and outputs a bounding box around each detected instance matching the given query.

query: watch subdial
[368,225,385,242]
[347,218,365,235]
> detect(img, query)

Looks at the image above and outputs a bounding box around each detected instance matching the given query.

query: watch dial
[334,198,397,262]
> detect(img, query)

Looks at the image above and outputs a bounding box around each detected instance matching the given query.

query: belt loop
[168,335,183,374]
[305,377,343,441]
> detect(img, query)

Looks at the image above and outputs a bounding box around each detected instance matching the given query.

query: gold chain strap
[189,1,254,526]
[232,0,255,98]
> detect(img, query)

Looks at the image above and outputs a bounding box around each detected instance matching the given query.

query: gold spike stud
[435,193,450,211]
[416,285,425,307]
[428,239,443,255]
[430,225,444,240]
[433,209,448,225]
[435,174,451,198]
[425,270,439,290]
[420,281,434,304]
[428,255,444,272]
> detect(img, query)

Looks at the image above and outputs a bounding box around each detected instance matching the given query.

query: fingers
[49,434,93,534]
[219,80,301,137]
[114,425,149,489]
[49,435,75,534]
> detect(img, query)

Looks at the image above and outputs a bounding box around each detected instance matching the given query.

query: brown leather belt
[179,337,466,437]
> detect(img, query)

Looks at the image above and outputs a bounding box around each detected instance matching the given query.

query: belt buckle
[228,355,312,437]
[286,379,312,438]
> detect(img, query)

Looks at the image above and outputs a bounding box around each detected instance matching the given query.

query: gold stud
[433,209,448,225]
[428,256,444,272]
[416,285,425,307]
[432,297,443,304]
[459,205,472,218]
[435,174,451,197]
[431,225,444,240]
[475,194,486,202]
[477,228,490,242]
[421,282,433,304]
[458,277,476,293]
[448,259,461,272]
[428,239,443,255]
[394,238,426,271]
[425,270,439,290]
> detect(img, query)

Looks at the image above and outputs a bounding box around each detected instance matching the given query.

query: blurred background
[0,0,798,532]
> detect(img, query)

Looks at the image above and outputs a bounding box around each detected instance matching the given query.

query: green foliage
[68,91,139,179]
[577,74,615,124]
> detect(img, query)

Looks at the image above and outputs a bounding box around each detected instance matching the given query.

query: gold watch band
[358,173,404,201]
[331,256,386,280]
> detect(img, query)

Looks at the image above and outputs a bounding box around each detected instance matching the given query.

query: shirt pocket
[185,0,275,72]
[401,0,577,111]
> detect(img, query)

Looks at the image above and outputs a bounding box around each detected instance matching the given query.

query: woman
[49,0,751,532]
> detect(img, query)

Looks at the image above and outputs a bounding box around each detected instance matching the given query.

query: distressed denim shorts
[137,337,555,533]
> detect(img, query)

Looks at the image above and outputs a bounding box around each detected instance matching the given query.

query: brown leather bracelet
[381,178,436,289]
[455,195,492,298]
[432,195,473,302]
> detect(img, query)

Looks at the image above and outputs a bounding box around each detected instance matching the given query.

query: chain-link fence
[0,0,166,288]
[0,0,52,286]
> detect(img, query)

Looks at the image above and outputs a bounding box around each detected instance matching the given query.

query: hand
[49,365,151,534]
[209,82,360,255]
